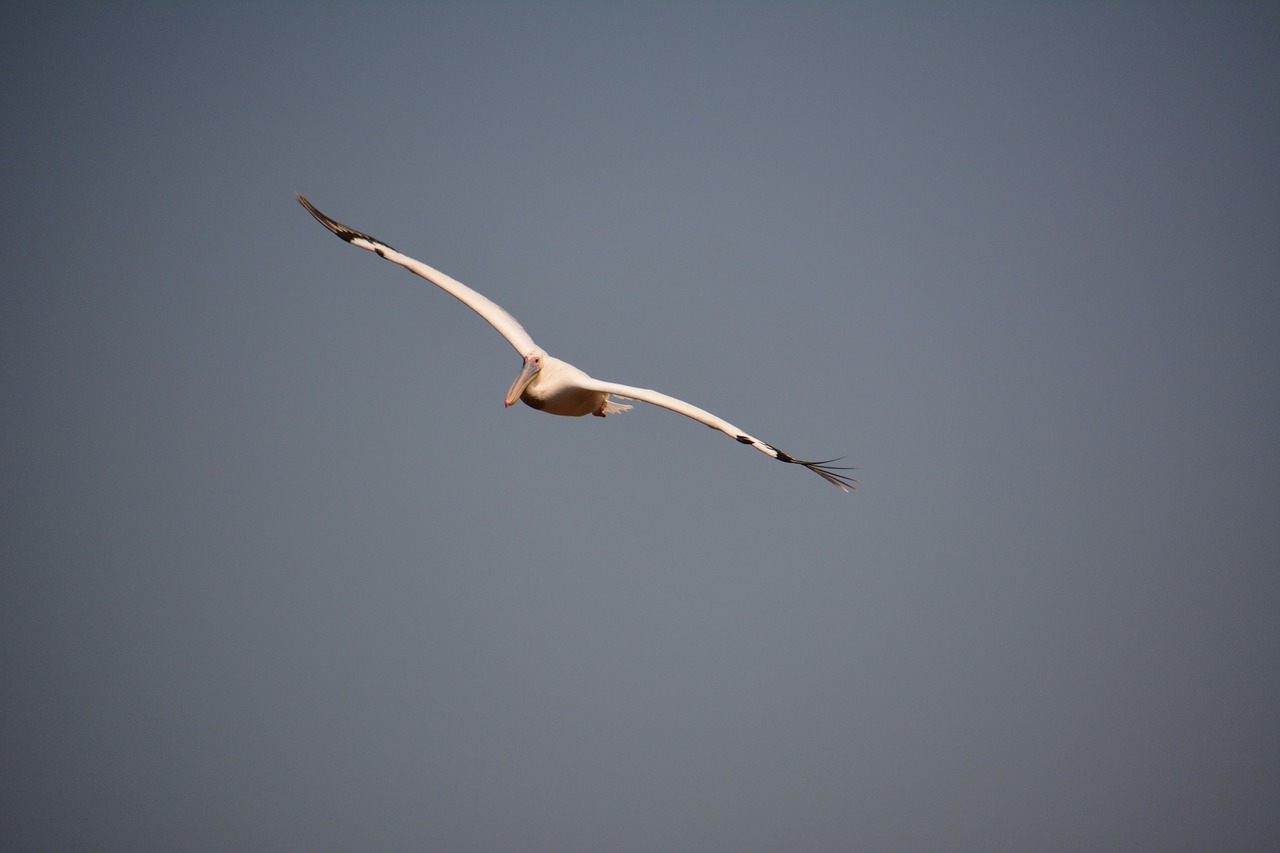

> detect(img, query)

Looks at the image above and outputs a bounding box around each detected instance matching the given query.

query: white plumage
[297,194,856,491]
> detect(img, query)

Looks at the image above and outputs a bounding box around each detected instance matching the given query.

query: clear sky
[3,4,1278,850]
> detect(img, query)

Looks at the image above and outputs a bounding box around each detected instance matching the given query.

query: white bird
[297,194,857,491]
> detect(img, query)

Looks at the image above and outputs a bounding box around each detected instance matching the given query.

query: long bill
[504,358,541,407]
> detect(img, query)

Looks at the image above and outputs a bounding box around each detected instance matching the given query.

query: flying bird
[297,194,857,491]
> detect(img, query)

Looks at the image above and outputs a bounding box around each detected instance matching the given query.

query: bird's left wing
[297,194,539,356]
[580,378,857,492]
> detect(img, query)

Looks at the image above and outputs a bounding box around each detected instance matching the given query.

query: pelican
[297,194,857,491]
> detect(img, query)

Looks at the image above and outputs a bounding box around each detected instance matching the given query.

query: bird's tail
[598,397,633,416]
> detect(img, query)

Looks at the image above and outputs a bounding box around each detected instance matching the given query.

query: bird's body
[296,194,856,491]
[517,356,625,417]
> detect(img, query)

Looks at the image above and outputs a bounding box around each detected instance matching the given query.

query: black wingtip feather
[803,461,859,492]
[783,455,859,492]
[762,442,857,492]
[296,193,396,251]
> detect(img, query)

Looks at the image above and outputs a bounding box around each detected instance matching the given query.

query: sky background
[3,4,1278,851]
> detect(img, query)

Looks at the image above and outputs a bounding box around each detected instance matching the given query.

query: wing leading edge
[297,194,538,356]
[583,379,858,491]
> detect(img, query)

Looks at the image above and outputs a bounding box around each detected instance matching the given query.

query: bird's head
[505,352,544,407]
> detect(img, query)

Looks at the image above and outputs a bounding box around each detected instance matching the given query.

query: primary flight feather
[297,193,857,491]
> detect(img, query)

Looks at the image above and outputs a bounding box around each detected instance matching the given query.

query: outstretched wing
[297,194,539,356]
[580,378,858,492]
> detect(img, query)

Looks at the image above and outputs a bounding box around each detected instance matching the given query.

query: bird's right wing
[581,378,858,492]
[297,194,538,356]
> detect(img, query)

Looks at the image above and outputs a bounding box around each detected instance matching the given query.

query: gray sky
[3,4,1278,850]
